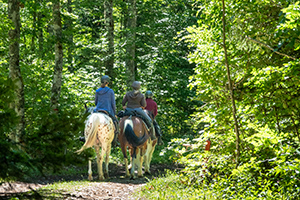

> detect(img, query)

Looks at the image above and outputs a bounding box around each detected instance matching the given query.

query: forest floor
[0,163,183,200]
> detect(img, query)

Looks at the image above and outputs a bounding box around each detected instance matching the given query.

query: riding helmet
[101,75,110,84]
[145,90,153,98]
[131,81,141,90]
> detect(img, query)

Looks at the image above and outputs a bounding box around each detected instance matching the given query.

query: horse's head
[84,103,95,115]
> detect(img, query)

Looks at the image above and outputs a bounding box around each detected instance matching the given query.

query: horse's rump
[121,116,149,148]
[76,113,113,153]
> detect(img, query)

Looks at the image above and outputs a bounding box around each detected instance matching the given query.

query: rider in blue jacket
[94,75,119,142]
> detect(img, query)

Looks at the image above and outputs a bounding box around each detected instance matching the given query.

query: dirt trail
[0,163,183,199]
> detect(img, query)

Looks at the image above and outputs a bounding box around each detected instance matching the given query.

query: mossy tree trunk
[125,0,137,87]
[104,0,115,83]
[8,0,25,146]
[50,0,63,112]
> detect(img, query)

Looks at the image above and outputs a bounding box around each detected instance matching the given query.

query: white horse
[76,111,115,180]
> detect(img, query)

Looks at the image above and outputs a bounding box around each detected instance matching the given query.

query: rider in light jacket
[122,81,156,140]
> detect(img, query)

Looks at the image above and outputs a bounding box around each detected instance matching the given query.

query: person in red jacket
[145,91,163,145]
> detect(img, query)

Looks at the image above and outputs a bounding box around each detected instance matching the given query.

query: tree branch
[245,36,296,60]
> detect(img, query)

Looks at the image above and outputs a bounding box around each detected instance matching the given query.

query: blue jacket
[94,87,116,116]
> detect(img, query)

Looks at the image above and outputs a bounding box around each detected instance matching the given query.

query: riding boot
[157,136,164,145]
[154,122,163,145]
[149,126,156,140]
[112,120,120,146]
[79,136,85,143]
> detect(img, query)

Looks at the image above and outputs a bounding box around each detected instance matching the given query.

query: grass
[134,170,216,200]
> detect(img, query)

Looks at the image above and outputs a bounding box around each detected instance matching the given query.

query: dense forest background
[1,0,300,199]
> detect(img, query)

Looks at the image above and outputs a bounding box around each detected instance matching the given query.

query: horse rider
[145,90,164,145]
[94,75,119,144]
[122,81,156,140]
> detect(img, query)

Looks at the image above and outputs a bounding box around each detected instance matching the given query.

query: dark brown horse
[119,111,156,179]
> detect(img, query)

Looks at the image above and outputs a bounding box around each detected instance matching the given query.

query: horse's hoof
[88,175,93,181]
[104,173,109,179]
[99,176,105,181]
[130,176,135,180]
[125,173,131,178]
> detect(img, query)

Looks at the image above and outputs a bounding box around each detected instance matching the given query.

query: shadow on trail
[0,163,184,200]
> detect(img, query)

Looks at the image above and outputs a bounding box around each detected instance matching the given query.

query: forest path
[0,163,183,199]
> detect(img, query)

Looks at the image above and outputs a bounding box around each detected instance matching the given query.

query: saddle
[117,110,150,130]
[96,110,109,115]
[96,110,113,120]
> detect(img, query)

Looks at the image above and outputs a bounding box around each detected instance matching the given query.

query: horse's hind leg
[121,144,130,177]
[95,145,105,180]
[88,159,93,181]
[137,148,144,177]
[104,144,111,179]
[130,148,138,179]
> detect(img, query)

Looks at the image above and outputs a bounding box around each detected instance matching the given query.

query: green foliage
[0,77,32,182]
[140,127,299,199]
[158,0,300,199]
[136,171,211,200]
[137,0,199,137]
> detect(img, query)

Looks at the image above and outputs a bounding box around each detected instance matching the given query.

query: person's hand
[123,106,126,109]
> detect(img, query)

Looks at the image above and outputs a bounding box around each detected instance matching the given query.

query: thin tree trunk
[125,0,136,87]
[31,11,36,52]
[51,0,63,112]
[221,0,240,168]
[67,0,74,72]
[8,0,25,145]
[291,116,300,143]
[274,106,281,133]
[37,0,44,59]
[104,0,115,81]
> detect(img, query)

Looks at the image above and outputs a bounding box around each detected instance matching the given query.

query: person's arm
[122,94,128,109]
[141,95,146,108]
[154,101,158,117]
[111,90,116,116]
[94,91,98,106]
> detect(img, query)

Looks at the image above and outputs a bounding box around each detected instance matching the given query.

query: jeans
[125,108,153,128]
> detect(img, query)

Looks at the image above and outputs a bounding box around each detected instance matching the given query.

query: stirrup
[157,137,164,145]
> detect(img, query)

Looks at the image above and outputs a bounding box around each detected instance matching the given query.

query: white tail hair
[76,114,100,154]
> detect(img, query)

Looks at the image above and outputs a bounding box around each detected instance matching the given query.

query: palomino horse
[76,111,115,180]
[143,110,157,175]
[119,110,157,179]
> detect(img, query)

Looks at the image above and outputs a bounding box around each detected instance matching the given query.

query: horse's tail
[76,114,100,154]
[124,118,149,148]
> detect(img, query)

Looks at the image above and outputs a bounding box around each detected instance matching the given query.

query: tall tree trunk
[51,0,63,112]
[37,0,44,60]
[221,0,240,168]
[125,0,136,87]
[37,14,44,59]
[104,0,115,82]
[8,0,25,145]
[67,0,74,72]
[31,11,37,52]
